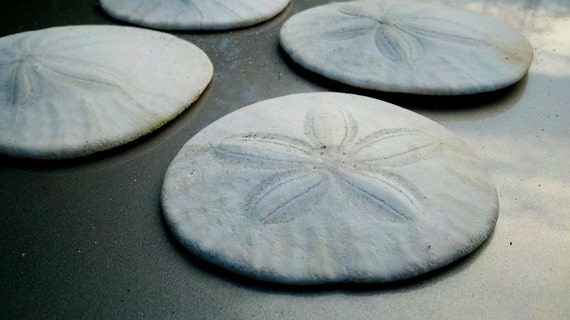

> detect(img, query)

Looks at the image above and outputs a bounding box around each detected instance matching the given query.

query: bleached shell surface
[162,92,499,284]
[280,1,533,95]
[100,0,291,31]
[0,25,213,159]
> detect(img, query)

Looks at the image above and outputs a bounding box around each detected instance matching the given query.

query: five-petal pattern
[213,106,442,225]
[322,3,488,63]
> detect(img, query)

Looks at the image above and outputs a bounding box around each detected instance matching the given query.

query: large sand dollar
[0,25,213,159]
[162,93,499,284]
[280,1,533,95]
[100,0,291,31]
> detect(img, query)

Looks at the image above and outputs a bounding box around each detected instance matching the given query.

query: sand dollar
[162,93,498,284]
[0,25,213,159]
[280,1,533,95]
[100,0,291,31]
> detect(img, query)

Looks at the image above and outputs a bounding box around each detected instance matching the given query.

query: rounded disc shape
[162,93,499,284]
[0,25,213,159]
[100,0,291,31]
[280,1,533,95]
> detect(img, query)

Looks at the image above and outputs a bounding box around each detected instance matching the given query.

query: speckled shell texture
[162,93,499,284]
[100,0,291,31]
[0,25,213,159]
[280,1,533,95]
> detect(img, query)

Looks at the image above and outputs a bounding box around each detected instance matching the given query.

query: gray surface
[0,0,568,319]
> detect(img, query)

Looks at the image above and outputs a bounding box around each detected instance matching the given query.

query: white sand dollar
[162,93,498,284]
[100,0,291,31]
[280,1,533,95]
[0,25,213,159]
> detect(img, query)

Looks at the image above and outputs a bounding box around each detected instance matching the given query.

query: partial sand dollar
[162,92,498,284]
[0,25,213,159]
[100,0,291,31]
[280,1,533,95]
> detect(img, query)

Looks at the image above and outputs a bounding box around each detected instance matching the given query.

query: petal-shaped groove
[337,4,376,20]
[0,25,213,159]
[304,106,357,149]
[321,22,375,41]
[244,170,328,224]
[350,128,442,167]
[38,58,173,123]
[162,92,500,284]
[40,58,127,93]
[337,169,421,222]
[10,62,34,107]
[401,16,488,47]
[212,0,252,20]
[280,1,532,95]
[214,133,318,168]
[100,0,290,31]
[375,25,423,63]
[174,0,257,21]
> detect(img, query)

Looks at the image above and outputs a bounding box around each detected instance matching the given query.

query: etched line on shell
[321,4,489,63]
[209,107,441,225]
[339,176,413,222]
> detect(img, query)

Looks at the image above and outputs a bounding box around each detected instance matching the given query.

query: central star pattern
[321,3,487,63]
[2,32,132,109]
[213,106,442,225]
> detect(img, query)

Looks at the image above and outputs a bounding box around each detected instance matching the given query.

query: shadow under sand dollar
[278,46,527,117]
[160,204,497,294]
